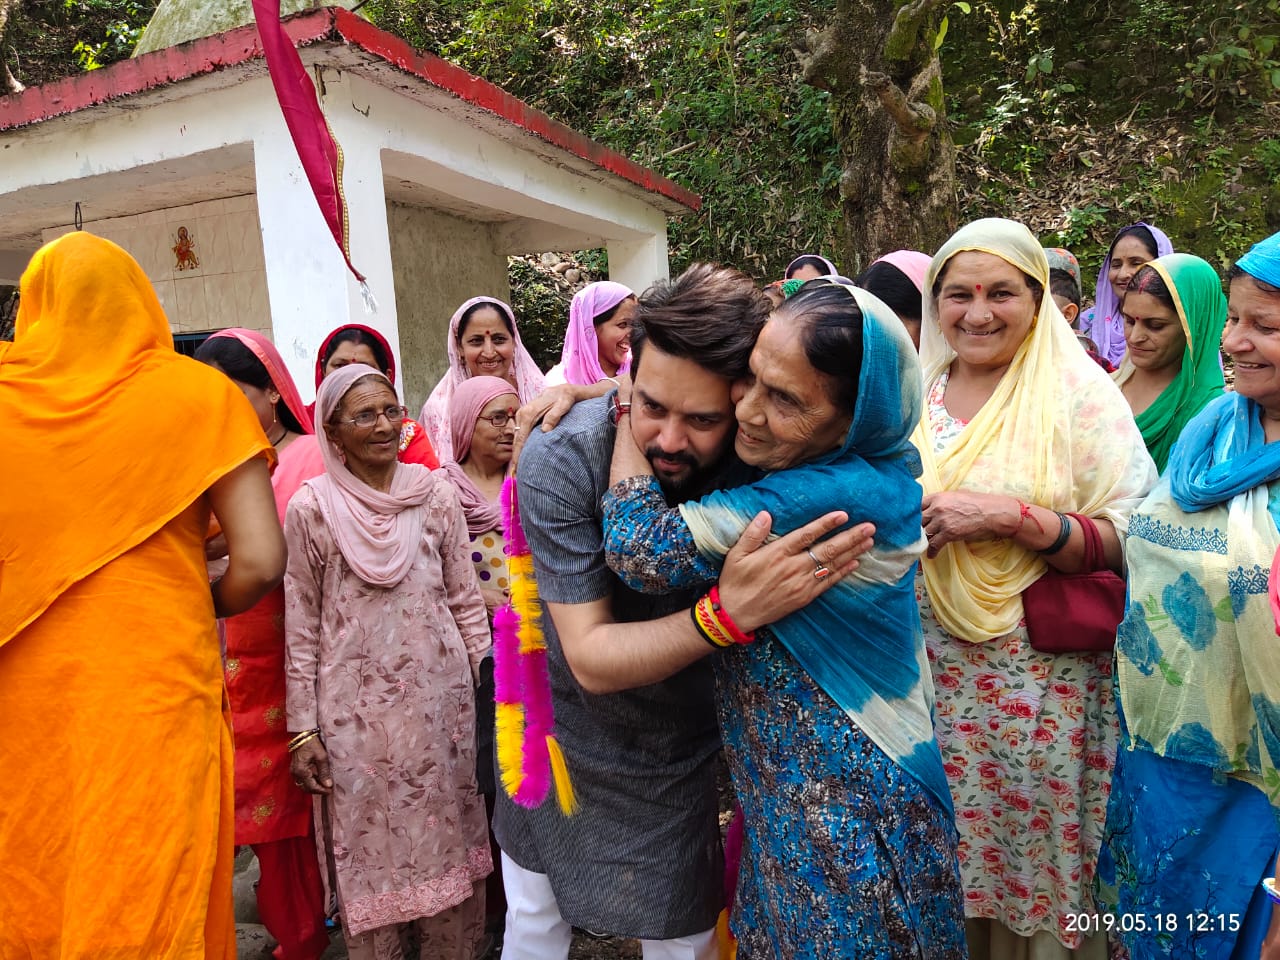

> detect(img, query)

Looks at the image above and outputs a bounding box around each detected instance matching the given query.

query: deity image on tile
[172,226,199,271]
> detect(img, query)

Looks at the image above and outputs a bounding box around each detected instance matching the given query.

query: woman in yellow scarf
[912,219,1157,959]
[0,232,285,959]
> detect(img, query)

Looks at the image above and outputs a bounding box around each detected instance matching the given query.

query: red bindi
[975,283,982,291]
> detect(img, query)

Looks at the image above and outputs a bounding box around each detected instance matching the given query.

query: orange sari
[0,233,273,959]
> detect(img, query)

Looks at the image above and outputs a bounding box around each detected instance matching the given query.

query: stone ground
[233,850,640,959]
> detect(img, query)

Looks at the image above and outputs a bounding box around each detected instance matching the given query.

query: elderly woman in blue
[601,281,966,959]
[1099,231,1280,960]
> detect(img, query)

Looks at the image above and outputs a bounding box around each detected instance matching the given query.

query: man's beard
[645,446,719,503]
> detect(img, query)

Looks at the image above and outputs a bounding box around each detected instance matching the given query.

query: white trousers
[499,852,718,960]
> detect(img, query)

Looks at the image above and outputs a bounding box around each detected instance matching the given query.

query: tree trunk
[1,0,24,93]
[799,0,957,274]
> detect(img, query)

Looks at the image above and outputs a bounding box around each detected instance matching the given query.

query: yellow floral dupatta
[912,218,1157,642]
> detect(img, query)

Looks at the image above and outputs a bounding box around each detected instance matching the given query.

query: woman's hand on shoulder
[511,384,590,467]
[921,491,1018,559]
[718,510,875,633]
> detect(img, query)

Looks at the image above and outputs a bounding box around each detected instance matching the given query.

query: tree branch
[862,68,936,138]
[884,0,948,62]
[0,0,23,93]
[796,25,840,91]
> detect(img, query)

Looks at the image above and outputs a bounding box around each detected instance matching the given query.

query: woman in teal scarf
[1100,231,1280,960]
[601,281,964,958]
[1112,252,1226,471]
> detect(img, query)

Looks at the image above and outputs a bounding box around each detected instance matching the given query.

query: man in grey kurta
[494,263,776,959]
[494,393,727,949]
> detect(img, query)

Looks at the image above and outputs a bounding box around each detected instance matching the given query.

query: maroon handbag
[1024,513,1126,654]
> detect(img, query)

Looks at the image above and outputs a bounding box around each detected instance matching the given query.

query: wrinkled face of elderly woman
[1223,273,1280,417]
[329,376,404,474]
[936,252,1040,374]
[731,318,852,472]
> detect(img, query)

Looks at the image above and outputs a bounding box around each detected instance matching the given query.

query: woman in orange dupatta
[197,329,330,960]
[0,232,285,960]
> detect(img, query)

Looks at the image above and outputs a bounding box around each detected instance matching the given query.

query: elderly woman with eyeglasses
[284,363,493,960]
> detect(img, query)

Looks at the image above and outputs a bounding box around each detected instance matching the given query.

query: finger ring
[806,547,831,581]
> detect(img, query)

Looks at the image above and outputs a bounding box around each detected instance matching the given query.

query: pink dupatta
[419,297,545,462]
[207,328,326,521]
[547,281,634,386]
[874,250,931,293]
[441,375,515,537]
[307,364,437,587]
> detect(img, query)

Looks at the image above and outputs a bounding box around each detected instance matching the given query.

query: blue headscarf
[678,286,949,812]
[1167,394,1280,510]
[1167,233,1280,510]
[1237,230,1280,289]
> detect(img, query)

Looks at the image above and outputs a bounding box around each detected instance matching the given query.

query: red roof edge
[329,9,700,213]
[0,7,701,213]
[0,12,332,132]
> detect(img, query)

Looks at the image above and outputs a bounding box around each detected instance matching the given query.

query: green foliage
[12,0,1279,309]
[5,0,155,82]
[363,0,842,278]
[1173,1,1280,105]
[505,258,571,370]
[66,0,150,69]
[1052,205,1111,250]
[1254,139,1280,181]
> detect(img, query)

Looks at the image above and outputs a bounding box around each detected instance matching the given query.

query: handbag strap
[1067,513,1105,573]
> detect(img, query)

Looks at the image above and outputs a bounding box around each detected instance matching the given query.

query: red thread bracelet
[709,585,756,644]
[1014,500,1045,538]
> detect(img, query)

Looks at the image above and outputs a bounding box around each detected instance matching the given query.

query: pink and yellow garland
[493,475,577,815]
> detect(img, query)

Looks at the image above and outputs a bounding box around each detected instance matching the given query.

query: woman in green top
[1112,252,1227,471]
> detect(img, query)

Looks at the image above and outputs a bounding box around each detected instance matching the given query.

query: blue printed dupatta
[1117,392,1280,802]
[678,287,947,812]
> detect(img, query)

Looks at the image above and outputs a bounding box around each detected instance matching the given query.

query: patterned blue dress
[604,476,967,960]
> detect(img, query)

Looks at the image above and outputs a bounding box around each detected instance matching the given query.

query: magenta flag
[252,0,365,282]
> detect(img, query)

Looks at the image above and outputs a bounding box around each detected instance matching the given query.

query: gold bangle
[287,727,319,747]
[287,729,321,752]
[288,733,319,754]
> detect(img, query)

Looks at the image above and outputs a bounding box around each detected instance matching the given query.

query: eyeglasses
[339,405,407,429]
[478,408,517,428]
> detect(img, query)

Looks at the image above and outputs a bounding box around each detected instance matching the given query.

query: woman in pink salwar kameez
[284,363,493,960]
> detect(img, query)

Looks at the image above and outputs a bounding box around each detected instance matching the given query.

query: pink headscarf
[442,375,516,537]
[206,327,325,522]
[419,296,546,462]
[551,281,635,386]
[208,327,315,433]
[874,250,931,294]
[308,363,437,587]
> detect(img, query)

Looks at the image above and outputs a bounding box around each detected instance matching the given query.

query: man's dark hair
[630,263,771,380]
[773,281,864,415]
[1049,268,1082,309]
[854,261,924,322]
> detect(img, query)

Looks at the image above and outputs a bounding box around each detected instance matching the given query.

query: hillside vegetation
[4,0,1278,361]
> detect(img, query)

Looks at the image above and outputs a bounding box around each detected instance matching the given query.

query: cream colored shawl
[912,218,1158,642]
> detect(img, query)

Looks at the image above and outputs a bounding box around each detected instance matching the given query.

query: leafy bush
[364,0,843,278]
